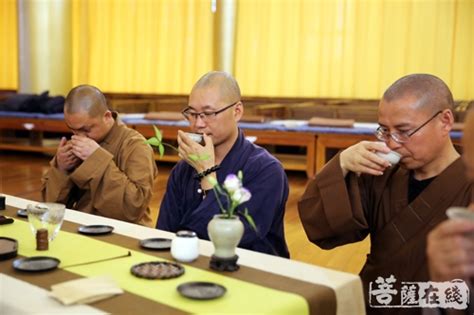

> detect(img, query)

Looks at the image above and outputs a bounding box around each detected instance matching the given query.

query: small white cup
[446,207,474,221]
[185,132,203,143]
[171,230,199,263]
[376,150,401,165]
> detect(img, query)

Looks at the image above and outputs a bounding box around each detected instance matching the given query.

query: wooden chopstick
[61,251,132,268]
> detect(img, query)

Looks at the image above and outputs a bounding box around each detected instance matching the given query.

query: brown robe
[41,117,158,227]
[298,154,474,314]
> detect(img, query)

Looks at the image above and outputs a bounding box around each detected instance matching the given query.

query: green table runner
[2,219,309,314]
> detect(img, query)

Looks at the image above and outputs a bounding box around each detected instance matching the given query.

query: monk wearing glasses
[298,74,473,313]
[157,71,289,258]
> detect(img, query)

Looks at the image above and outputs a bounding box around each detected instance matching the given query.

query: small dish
[12,256,60,272]
[177,281,226,300]
[0,237,18,261]
[0,215,14,225]
[78,225,114,236]
[16,208,28,218]
[139,238,172,251]
[131,261,184,279]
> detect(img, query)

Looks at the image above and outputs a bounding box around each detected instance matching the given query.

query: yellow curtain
[235,0,474,99]
[72,0,214,94]
[0,0,18,90]
[6,0,472,97]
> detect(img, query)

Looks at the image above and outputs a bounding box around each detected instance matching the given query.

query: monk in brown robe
[426,110,474,315]
[41,85,158,226]
[298,74,474,314]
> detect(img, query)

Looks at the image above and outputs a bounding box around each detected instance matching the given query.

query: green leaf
[158,144,165,158]
[243,208,257,231]
[198,154,210,161]
[153,125,162,142]
[145,137,161,147]
[188,154,199,161]
[207,176,218,186]
[238,170,243,180]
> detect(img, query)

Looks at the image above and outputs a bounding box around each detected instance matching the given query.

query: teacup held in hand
[376,150,401,165]
[185,132,203,144]
[446,207,474,221]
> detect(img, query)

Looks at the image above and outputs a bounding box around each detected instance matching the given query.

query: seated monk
[426,109,474,314]
[41,85,158,226]
[157,71,290,257]
[298,74,473,314]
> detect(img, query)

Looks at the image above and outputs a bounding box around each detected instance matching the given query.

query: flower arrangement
[208,171,257,230]
[145,127,255,229]
[145,126,209,161]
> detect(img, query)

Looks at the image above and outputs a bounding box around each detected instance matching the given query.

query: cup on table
[171,230,199,263]
[26,203,65,242]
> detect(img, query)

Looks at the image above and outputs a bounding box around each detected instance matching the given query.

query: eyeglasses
[181,101,239,122]
[374,110,442,144]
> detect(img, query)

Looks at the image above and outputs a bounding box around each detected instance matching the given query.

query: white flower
[239,188,252,203]
[231,187,252,205]
[223,174,241,193]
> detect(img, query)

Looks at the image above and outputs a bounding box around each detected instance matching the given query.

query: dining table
[0,194,366,314]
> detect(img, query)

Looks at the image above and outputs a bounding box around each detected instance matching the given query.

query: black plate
[0,237,18,261]
[13,256,60,272]
[177,282,227,300]
[131,261,184,279]
[78,225,114,235]
[16,209,28,218]
[139,238,172,250]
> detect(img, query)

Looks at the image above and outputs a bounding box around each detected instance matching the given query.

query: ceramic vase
[207,214,244,258]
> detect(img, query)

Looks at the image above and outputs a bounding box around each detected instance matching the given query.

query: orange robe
[41,118,158,227]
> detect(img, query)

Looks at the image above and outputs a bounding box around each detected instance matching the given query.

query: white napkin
[50,276,123,305]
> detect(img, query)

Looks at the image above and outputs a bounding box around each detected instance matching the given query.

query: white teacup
[171,230,199,263]
[185,132,203,143]
[446,207,474,221]
[376,150,401,165]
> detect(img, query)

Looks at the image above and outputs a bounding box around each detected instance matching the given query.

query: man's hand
[70,135,100,160]
[427,215,474,281]
[56,137,81,172]
[339,141,392,177]
[177,130,215,173]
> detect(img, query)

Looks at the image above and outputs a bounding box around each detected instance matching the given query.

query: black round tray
[12,256,60,272]
[0,237,18,261]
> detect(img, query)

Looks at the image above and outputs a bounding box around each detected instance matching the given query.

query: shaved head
[64,85,108,118]
[191,71,241,104]
[382,74,454,112]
